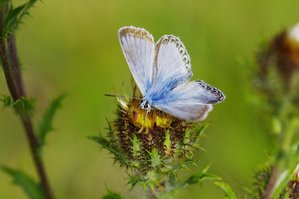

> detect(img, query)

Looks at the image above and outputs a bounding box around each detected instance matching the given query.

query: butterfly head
[140,99,152,113]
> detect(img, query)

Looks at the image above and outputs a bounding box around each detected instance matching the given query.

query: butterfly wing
[154,80,225,121]
[145,35,192,100]
[119,26,155,95]
[154,35,192,84]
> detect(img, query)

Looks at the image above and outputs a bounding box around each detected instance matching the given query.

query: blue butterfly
[118,26,225,121]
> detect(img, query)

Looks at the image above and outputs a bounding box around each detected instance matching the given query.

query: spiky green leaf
[101,190,124,199]
[1,95,35,116]
[214,181,238,199]
[106,118,117,143]
[150,148,160,168]
[181,166,221,187]
[2,0,39,39]
[37,94,66,147]
[1,94,13,107]
[89,134,129,167]
[131,134,141,157]
[1,166,44,199]
[164,130,171,155]
[183,172,220,186]
[127,173,148,189]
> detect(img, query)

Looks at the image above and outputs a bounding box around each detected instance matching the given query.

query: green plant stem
[262,97,295,199]
[0,4,54,199]
[261,165,278,199]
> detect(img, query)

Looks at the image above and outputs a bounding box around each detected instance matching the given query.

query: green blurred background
[0,0,298,198]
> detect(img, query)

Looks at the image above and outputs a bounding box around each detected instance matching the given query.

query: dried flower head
[258,23,299,84]
[255,22,299,111]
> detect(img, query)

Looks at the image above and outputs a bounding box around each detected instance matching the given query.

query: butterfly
[118,26,225,121]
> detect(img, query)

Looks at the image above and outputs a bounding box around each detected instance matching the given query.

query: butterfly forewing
[149,35,192,95]
[118,27,155,95]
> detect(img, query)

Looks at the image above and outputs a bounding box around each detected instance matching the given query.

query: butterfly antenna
[104,94,141,100]
[130,77,138,97]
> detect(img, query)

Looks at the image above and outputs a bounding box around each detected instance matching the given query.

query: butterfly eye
[143,102,149,109]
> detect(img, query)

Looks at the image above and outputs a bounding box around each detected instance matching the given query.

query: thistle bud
[258,23,299,82]
[255,23,299,109]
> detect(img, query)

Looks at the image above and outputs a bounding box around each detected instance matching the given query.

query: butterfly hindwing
[154,80,225,121]
[156,103,213,121]
[118,26,155,95]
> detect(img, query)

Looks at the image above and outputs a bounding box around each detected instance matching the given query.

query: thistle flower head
[90,93,213,197]
[116,98,194,164]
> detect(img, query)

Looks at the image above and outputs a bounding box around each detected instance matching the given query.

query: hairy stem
[0,3,54,199]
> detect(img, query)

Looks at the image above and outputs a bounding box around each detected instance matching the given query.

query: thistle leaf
[89,134,129,167]
[1,94,13,107]
[214,181,238,199]
[101,190,124,199]
[127,173,148,189]
[1,95,35,116]
[37,94,66,148]
[2,0,39,39]
[106,118,117,142]
[131,134,141,158]
[181,166,221,187]
[150,148,160,168]
[1,166,44,199]
[164,130,171,155]
[183,172,220,186]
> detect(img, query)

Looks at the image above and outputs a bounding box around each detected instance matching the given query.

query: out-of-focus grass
[0,0,299,198]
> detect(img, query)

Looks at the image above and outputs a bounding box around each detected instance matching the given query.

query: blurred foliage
[0,0,39,39]
[214,181,238,199]
[1,95,35,116]
[1,0,299,198]
[1,166,44,199]
[252,22,299,198]
[37,94,66,149]
[101,190,124,199]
